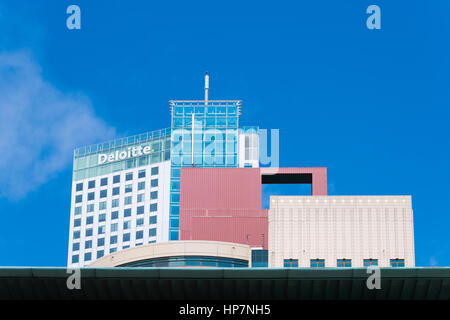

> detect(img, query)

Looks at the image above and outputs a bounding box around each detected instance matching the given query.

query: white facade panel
[67,160,171,267]
[238,131,259,168]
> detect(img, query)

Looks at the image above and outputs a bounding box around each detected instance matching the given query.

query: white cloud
[0,50,115,200]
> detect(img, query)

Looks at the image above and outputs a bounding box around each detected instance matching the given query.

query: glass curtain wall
[168,101,241,240]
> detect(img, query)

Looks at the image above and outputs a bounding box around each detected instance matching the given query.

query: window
[72,255,79,263]
[88,180,95,189]
[113,175,120,184]
[74,218,81,227]
[151,166,159,175]
[123,233,130,242]
[86,216,94,225]
[75,195,82,203]
[73,231,80,239]
[123,221,131,230]
[136,230,143,240]
[151,179,158,187]
[284,259,298,268]
[98,225,106,235]
[138,169,146,178]
[125,184,132,193]
[84,252,92,261]
[100,189,107,198]
[85,240,92,249]
[169,230,178,240]
[87,192,95,201]
[87,204,94,213]
[111,211,119,220]
[149,228,156,237]
[171,167,180,178]
[110,235,118,244]
[97,250,104,259]
[137,193,144,203]
[97,238,105,247]
[171,193,180,202]
[137,206,144,215]
[85,228,93,237]
[170,205,179,215]
[76,183,83,192]
[74,206,82,215]
[99,213,106,223]
[150,203,157,212]
[124,208,131,217]
[100,177,108,186]
[136,218,144,227]
[110,247,117,254]
[112,198,119,208]
[126,172,133,181]
[124,196,132,205]
[310,259,325,268]
[72,243,80,251]
[138,181,145,191]
[150,191,158,200]
[123,245,130,250]
[390,259,405,268]
[363,259,379,267]
[112,187,120,196]
[149,215,157,225]
[169,218,178,228]
[99,201,106,210]
[337,259,352,268]
[111,223,118,232]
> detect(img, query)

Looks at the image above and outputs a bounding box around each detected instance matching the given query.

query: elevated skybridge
[0,267,448,300]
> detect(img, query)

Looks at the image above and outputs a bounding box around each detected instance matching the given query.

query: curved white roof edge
[89,240,251,268]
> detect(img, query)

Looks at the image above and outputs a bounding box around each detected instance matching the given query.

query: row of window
[72,240,157,263]
[283,259,405,268]
[172,116,238,128]
[73,229,157,254]
[75,180,158,203]
[74,192,158,215]
[171,105,238,116]
[74,214,157,231]
[75,167,159,192]
[74,203,158,221]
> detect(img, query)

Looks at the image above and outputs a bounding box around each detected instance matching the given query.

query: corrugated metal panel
[191,216,268,248]
[180,167,262,209]
[180,168,266,247]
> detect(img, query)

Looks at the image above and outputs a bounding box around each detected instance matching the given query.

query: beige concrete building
[268,196,415,268]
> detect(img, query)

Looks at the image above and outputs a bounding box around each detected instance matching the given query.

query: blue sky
[0,0,449,267]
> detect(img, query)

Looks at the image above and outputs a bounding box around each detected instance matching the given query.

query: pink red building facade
[179,167,327,248]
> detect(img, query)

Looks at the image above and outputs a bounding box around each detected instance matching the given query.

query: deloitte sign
[98,145,153,165]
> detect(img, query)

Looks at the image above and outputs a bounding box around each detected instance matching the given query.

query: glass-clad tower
[168,100,242,240]
[67,73,260,266]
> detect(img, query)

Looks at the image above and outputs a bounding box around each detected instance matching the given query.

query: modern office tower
[68,74,261,266]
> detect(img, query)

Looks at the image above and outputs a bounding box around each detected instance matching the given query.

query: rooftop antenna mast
[204,71,209,104]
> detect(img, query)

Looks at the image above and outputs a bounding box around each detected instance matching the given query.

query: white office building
[67,129,173,267]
